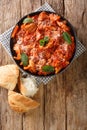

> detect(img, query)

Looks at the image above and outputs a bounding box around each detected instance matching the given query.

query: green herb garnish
[23,17,33,24]
[42,65,55,72]
[39,39,46,46]
[44,36,49,43]
[63,32,72,44]
[39,36,49,46]
[21,53,29,66]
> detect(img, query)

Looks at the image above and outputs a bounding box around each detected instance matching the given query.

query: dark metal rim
[10,11,77,77]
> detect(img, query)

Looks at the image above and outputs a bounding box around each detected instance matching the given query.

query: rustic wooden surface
[0,0,87,130]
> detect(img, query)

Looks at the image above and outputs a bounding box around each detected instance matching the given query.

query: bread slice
[8,91,40,113]
[0,64,19,90]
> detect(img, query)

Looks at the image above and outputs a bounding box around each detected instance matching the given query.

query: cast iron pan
[10,11,77,77]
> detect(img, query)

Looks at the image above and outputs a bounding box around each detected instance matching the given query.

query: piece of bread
[0,64,19,90]
[19,77,39,97]
[8,91,40,113]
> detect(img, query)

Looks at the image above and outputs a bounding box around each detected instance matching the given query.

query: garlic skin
[20,77,38,97]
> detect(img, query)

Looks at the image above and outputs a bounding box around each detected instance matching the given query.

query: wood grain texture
[0,0,23,130]
[21,0,41,17]
[42,1,66,130]
[64,0,87,130]
[44,76,66,130]
[0,0,87,130]
[23,84,45,130]
[20,1,45,130]
[42,0,64,15]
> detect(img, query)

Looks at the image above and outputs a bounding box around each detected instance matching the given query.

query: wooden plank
[0,0,23,130]
[41,0,64,15]
[66,80,87,130]
[0,0,87,130]
[22,84,45,130]
[20,1,45,130]
[44,76,66,130]
[64,0,87,130]
[41,1,66,130]
[21,0,41,17]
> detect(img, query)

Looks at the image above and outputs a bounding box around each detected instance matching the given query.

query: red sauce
[12,11,75,75]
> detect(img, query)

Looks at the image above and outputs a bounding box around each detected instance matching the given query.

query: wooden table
[0,0,87,130]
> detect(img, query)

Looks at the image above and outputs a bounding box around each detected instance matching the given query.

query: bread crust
[0,64,19,90]
[8,91,40,113]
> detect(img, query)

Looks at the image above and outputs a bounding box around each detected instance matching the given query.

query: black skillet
[10,11,77,77]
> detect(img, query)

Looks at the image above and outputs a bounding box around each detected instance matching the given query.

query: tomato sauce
[12,11,75,75]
